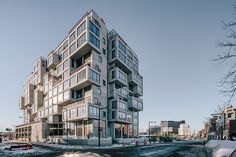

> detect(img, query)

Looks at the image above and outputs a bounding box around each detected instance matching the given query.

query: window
[128,51,133,61]
[118,70,127,83]
[53,96,58,104]
[58,84,63,93]
[118,101,126,110]
[127,60,132,69]
[63,50,69,60]
[70,75,77,86]
[97,88,101,95]
[102,48,106,55]
[64,80,70,89]
[69,31,76,44]
[112,39,116,49]
[89,69,100,83]
[58,93,63,102]
[89,106,99,117]
[58,46,63,55]
[112,50,116,59]
[44,100,49,108]
[63,40,68,50]
[78,107,86,116]
[103,111,106,118]
[102,38,106,44]
[112,111,116,119]
[111,70,115,79]
[118,41,126,54]
[64,90,70,99]
[77,21,86,36]
[70,108,77,118]
[63,60,69,70]
[53,105,58,113]
[57,64,63,75]
[77,33,86,48]
[48,90,52,98]
[63,70,69,79]
[49,107,53,114]
[89,33,100,48]
[118,112,126,121]
[69,42,76,54]
[48,56,52,65]
[98,56,102,63]
[103,80,106,86]
[78,69,86,81]
[49,98,53,106]
[89,21,100,37]
[118,51,126,63]
[94,98,98,105]
[53,87,57,96]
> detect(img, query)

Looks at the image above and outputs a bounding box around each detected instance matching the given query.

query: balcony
[19,96,25,110]
[109,67,127,87]
[128,96,143,111]
[24,84,34,106]
[109,86,128,98]
[133,85,143,97]
[47,52,59,69]
[35,90,43,108]
[109,110,133,124]
[108,50,132,73]
[70,65,100,90]
[62,101,103,122]
[128,73,138,86]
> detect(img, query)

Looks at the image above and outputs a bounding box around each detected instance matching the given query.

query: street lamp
[149,121,157,142]
[98,106,107,147]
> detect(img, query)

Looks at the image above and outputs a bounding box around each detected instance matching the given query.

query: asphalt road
[34,141,207,157]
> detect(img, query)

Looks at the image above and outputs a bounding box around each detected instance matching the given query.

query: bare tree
[214,5,236,104]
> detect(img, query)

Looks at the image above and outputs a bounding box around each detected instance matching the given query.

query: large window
[77,21,86,36]
[89,106,99,117]
[118,112,126,121]
[69,42,76,54]
[78,69,86,81]
[63,60,69,70]
[70,75,77,86]
[118,51,126,63]
[117,101,126,111]
[63,70,69,79]
[69,31,76,44]
[89,21,100,37]
[78,107,86,116]
[58,93,63,102]
[70,109,77,118]
[63,50,69,60]
[63,80,70,89]
[118,70,127,83]
[89,69,100,83]
[89,33,100,48]
[118,41,126,54]
[58,84,63,93]
[64,90,70,99]
[77,33,86,48]
[57,64,63,75]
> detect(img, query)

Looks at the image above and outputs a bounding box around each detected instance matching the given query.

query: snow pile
[205,140,236,157]
[0,143,51,157]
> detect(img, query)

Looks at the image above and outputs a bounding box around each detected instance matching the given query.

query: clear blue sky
[0,0,235,132]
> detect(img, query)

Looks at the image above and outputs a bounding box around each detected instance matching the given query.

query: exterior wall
[17,10,143,142]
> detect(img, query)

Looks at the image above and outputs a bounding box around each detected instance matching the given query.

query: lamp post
[148,121,157,142]
[98,106,107,147]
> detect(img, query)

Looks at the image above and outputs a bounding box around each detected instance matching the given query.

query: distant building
[178,123,190,138]
[160,120,185,136]
[147,125,161,137]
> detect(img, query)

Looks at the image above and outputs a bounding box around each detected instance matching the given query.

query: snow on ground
[0,143,51,157]
[205,140,236,157]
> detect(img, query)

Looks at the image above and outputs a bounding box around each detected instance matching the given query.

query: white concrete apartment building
[15,10,143,143]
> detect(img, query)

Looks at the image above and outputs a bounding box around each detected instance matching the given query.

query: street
[34,141,207,157]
